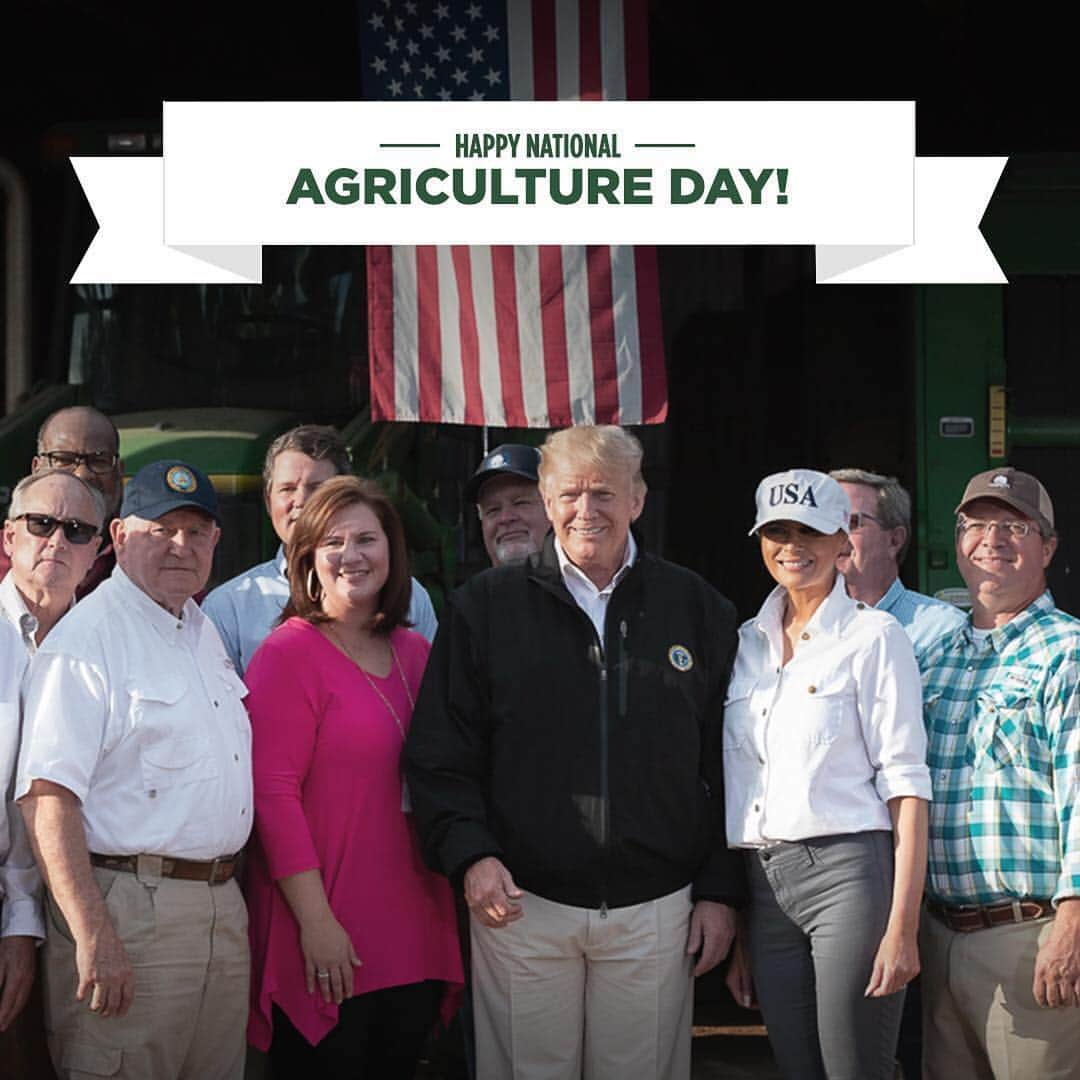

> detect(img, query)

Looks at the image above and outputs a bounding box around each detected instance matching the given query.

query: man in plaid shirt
[920,467,1080,1079]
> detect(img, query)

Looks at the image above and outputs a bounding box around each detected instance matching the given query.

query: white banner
[69,100,1006,285]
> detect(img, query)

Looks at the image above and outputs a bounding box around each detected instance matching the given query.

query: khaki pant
[43,865,249,1080]
[470,886,694,1080]
[921,908,1080,1079]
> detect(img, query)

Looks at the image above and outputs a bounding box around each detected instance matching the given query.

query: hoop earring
[305,567,321,604]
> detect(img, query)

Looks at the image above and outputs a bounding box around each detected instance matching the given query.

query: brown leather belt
[926,897,1052,932]
[90,852,238,885]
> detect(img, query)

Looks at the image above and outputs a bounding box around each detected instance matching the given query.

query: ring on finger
[316,970,331,980]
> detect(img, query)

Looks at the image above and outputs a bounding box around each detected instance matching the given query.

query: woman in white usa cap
[723,468,930,1080]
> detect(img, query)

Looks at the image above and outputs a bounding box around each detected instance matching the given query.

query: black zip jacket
[403,534,746,911]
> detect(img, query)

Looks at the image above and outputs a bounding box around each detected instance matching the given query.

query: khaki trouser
[921,907,1080,1080]
[470,885,694,1080]
[43,864,249,1080]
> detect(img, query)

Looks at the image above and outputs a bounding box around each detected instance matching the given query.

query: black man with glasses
[919,467,1080,1078]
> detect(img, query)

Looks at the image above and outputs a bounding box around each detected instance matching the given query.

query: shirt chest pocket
[800,672,855,746]
[722,677,756,754]
[130,676,220,793]
[970,684,1040,771]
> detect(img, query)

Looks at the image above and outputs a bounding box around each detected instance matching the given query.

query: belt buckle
[207,856,228,886]
[1011,900,1024,924]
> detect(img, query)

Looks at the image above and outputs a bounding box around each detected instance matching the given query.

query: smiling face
[759,520,848,598]
[3,474,103,600]
[542,461,644,589]
[313,501,390,622]
[113,508,220,615]
[956,497,1056,626]
[266,451,341,546]
[477,474,548,566]
[835,481,906,602]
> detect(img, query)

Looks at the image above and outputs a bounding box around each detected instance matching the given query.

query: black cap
[120,460,220,523]
[464,444,541,503]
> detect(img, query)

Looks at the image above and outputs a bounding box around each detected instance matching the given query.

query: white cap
[748,469,851,537]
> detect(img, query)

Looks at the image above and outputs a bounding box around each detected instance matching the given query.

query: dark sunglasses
[38,450,118,475]
[14,513,100,545]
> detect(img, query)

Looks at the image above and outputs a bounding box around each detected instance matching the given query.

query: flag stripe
[436,246,465,422]
[513,246,551,425]
[539,246,573,424]
[579,0,604,101]
[623,0,649,100]
[555,0,580,101]
[507,0,534,101]
[532,0,559,101]
[610,243,642,423]
[367,246,397,420]
[600,0,627,101]
[633,244,667,422]
[416,247,443,422]
[586,245,620,422]
[561,245,593,424]
[451,246,488,427]
[490,246,526,427]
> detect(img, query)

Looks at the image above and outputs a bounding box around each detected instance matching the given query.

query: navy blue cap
[120,459,220,523]
[464,444,541,503]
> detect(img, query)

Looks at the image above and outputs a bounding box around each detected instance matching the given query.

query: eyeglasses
[13,513,100,545]
[848,512,882,532]
[956,517,1035,540]
[38,450,118,475]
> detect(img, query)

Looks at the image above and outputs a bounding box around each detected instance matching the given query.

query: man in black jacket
[405,425,744,1080]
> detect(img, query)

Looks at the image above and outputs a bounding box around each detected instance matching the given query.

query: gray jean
[746,831,903,1080]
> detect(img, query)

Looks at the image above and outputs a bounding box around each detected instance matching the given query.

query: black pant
[270,980,442,1080]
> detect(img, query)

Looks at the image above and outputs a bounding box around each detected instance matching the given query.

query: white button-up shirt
[555,533,637,643]
[0,573,40,655]
[17,568,253,859]
[0,617,42,938]
[724,574,930,847]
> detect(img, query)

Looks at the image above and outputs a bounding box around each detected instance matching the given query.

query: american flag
[362,0,667,428]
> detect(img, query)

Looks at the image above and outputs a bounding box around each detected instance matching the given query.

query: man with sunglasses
[1,471,106,652]
[919,467,1080,1078]
[17,459,252,1080]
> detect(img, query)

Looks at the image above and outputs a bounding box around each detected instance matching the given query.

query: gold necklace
[328,626,414,741]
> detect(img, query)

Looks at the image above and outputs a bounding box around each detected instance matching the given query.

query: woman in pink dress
[243,475,462,1078]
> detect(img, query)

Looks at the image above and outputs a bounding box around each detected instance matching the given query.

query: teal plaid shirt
[919,591,1080,906]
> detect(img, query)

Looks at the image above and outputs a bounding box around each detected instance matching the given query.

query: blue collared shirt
[876,577,966,662]
[202,546,438,675]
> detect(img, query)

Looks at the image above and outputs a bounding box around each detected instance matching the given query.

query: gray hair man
[203,423,438,675]
[18,460,252,1079]
[831,468,964,658]
[464,444,548,567]
[406,425,744,1080]
[919,467,1080,1078]
[2,471,106,651]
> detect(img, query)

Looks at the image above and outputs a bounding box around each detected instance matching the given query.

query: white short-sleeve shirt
[17,567,253,860]
[724,573,931,847]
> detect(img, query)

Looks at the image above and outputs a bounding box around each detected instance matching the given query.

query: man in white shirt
[204,424,437,675]
[18,459,252,1080]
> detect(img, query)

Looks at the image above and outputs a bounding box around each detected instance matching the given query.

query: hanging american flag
[362,0,667,428]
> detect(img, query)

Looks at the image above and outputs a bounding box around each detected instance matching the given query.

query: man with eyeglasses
[0,407,125,599]
[465,444,548,568]
[918,467,1080,1079]
[17,460,252,1079]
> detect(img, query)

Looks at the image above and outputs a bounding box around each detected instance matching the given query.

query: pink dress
[244,617,463,1051]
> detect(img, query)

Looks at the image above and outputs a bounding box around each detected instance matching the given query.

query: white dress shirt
[724,573,930,847]
[554,533,637,643]
[0,617,42,938]
[17,568,253,860]
[202,545,439,675]
[0,573,39,656]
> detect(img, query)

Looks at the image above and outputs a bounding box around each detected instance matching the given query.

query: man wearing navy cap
[466,444,548,568]
[18,460,252,1080]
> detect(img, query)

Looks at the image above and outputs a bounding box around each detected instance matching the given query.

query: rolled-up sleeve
[855,621,932,804]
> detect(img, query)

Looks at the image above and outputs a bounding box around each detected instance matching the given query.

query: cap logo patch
[489,453,505,468]
[768,482,818,508]
[668,645,694,672]
[991,474,1010,488]
[166,466,197,493]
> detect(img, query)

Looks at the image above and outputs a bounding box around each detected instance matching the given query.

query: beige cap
[955,467,1054,533]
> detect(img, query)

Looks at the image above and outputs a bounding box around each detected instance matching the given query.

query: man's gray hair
[8,469,107,529]
[262,425,352,492]
[829,467,912,563]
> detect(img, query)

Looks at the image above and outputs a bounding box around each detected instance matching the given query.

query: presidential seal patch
[668,645,693,672]
[166,465,197,493]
